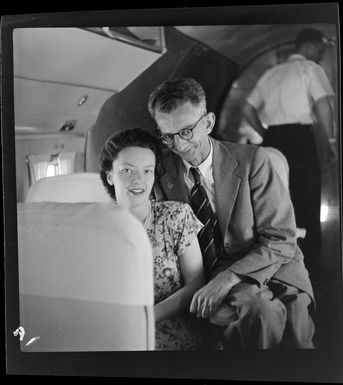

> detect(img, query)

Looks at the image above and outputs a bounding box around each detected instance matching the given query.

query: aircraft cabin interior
[3,5,342,380]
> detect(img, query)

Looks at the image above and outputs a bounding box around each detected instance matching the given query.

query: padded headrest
[17,202,154,305]
[26,172,112,203]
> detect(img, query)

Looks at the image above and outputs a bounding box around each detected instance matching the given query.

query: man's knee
[230,283,286,319]
[282,292,315,348]
[242,290,287,331]
[222,284,287,348]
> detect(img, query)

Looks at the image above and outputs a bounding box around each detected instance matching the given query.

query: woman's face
[106,146,156,209]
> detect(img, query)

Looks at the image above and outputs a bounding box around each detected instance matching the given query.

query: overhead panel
[13,27,164,134]
[13,78,114,135]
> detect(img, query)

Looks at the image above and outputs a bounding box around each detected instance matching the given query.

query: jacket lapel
[158,151,189,202]
[212,139,241,241]
[156,140,242,239]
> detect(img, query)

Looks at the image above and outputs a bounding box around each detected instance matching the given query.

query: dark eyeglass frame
[157,112,208,145]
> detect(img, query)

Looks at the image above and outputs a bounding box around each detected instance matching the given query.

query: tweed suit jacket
[153,138,314,302]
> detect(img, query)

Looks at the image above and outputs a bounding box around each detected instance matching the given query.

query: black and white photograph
[3,3,342,381]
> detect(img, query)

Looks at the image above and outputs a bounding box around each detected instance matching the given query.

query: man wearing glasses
[148,77,315,349]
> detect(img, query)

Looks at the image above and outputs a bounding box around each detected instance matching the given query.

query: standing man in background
[242,28,338,279]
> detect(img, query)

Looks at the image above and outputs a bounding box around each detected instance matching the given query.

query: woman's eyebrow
[119,163,155,167]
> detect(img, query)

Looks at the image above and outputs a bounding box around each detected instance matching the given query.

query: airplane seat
[26,172,113,203]
[17,201,155,351]
[264,147,306,239]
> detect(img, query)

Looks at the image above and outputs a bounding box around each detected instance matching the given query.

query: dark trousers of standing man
[262,124,322,277]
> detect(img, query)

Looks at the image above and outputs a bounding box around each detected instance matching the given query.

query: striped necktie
[190,167,219,277]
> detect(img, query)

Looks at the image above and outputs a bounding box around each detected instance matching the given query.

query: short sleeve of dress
[165,202,203,258]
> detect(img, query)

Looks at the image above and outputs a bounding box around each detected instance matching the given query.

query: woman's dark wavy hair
[98,128,162,200]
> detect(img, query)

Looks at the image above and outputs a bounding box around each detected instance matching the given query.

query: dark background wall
[85,26,238,171]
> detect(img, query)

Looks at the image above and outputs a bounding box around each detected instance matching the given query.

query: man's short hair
[295,28,326,50]
[148,77,206,118]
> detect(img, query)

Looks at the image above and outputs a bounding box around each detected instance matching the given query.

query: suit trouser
[261,124,322,274]
[210,281,315,349]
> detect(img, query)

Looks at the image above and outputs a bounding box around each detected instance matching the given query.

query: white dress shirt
[247,53,334,126]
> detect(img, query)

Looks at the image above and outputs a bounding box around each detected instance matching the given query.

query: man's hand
[313,96,337,165]
[326,141,338,165]
[189,270,241,318]
[242,101,267,139]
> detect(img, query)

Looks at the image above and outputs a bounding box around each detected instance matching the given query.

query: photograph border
[3,3,343,380]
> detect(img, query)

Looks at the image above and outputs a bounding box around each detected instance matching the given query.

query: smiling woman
[106,146,156,221]
[98,127,206,349]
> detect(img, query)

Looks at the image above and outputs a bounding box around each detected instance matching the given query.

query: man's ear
[106,172,113,185]
[205,112,216,134]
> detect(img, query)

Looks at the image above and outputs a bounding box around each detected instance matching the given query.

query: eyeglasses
[158,112,207,146]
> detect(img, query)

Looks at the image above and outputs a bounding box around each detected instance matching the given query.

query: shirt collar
[182,138,213,180]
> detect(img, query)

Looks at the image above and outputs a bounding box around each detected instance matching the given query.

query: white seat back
[17,201,154,351]
[26,172,112,203]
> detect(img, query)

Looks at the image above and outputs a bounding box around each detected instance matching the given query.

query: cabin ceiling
[13,28,163,135]
[175,24,337,69]
[13,24,337,136]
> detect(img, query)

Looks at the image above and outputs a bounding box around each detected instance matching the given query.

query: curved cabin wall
[85,27,238,172]
[216,26,340,274]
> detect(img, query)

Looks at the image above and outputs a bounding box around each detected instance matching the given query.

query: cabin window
[57,152,76,176]
[46,163,57,177]
[27,152,76,185]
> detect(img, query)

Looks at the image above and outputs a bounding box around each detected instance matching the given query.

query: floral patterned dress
[144,200,203,350]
